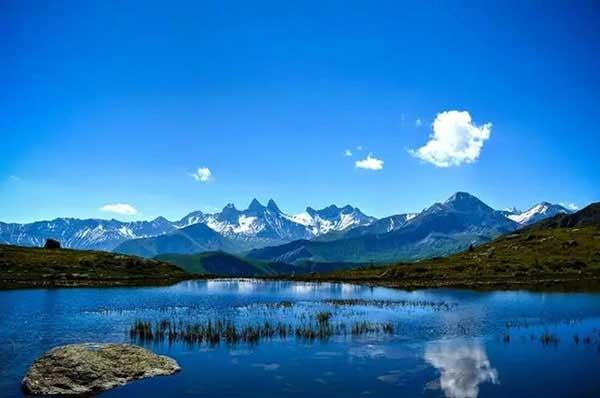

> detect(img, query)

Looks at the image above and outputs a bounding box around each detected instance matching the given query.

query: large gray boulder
[22,343,180,395]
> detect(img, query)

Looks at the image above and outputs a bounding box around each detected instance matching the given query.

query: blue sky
[1,0,599,223]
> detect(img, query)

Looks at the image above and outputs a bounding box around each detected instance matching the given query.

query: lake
[1,279,600,397]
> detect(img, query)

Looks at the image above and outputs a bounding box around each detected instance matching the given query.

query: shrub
[44,239,61,249]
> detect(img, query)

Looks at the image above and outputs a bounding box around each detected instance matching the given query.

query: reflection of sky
[424,340,498,398]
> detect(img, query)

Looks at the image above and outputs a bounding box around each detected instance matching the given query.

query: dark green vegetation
[129,314,394,346]
[155,251,294,276]
[156,250,367,276]
[0,244,191,289]
[299,203,600,290]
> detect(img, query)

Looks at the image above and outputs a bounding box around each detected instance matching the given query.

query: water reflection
[424,340,498,398]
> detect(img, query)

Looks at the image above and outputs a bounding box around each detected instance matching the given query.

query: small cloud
[100,203,138,216]
[415,118,422,127]
[344,149,353,157]
[561,202,579,211]
[8,175,21,182]
[410,110,492,167]
[355,154,384,171]
[356,145,363,151]
[190,167,213,182]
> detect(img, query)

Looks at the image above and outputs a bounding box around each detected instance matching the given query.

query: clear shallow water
[1,279,600,398]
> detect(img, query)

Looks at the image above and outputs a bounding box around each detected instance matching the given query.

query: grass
[129,314,395,346]
[290,225,600,290]
[0,244,192,289]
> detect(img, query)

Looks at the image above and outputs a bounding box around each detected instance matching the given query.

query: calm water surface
[1,279,600,397]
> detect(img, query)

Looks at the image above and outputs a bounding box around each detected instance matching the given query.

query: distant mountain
[114,223,239,258]
[248,192,520,264]
[504,202,571,225]
[0,218,176,251]
[340,213,419,239]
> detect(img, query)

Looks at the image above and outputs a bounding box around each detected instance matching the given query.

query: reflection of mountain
[424,340,498,398]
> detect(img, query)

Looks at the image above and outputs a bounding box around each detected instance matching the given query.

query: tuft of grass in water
[129,313,395,346]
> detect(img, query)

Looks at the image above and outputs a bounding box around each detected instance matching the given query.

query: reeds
[129,312,394,346]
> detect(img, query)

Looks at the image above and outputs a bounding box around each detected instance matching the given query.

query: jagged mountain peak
[267,199,281,212]
[247,198,264,212]
[223,203,236,209]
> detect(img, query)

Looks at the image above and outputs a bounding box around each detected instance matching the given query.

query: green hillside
[0,244,191,289]
[155,251,295,276]
[301,204,600,290]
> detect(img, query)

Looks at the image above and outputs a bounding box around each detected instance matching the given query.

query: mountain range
[0,199,374,252]
[0,194,572,263]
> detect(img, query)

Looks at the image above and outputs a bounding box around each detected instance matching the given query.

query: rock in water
[22,343,180,395]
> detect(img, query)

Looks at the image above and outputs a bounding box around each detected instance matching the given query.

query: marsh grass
[129,312,394,346]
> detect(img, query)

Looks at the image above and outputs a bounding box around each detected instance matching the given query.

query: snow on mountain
[0,196,574,254]
[506,202,571,225]
[0,218,177,251]
[285,204,376,236]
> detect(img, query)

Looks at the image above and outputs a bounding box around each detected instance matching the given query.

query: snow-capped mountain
[0,217,176,251]
[504,202,571,225]
[0,195,575,255]
[0,199,376,252]
[175,199,375,249]
[286,204,376,236]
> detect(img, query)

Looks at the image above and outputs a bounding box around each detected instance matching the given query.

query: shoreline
[3,272,600,293]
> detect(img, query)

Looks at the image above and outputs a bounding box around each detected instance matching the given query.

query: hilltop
[0,244,191,289]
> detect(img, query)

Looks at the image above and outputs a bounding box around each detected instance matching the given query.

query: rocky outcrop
[22,343,180,395]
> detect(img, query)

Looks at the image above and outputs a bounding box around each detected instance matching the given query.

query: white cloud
[561,202,579,211]
[8,175,21,182]
[191,167,213,182]
[355,154,384,171]
[356,145,363,151]
[410,110,492,167]
[415,118,422,127]
[344,149,353,157]
[100,203,138,216]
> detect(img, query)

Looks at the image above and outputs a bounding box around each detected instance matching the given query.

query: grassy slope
[157,251,370,276]
[0,244,191,289]
[155,251,296,276]
[299,206,600,290]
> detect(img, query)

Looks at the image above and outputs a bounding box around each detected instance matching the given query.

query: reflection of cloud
[424,340,498,398]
